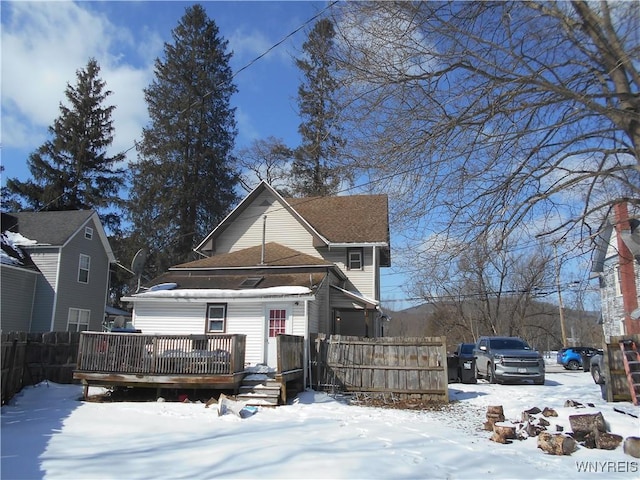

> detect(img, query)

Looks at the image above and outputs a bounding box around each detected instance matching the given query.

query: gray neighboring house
[1,210,115,333]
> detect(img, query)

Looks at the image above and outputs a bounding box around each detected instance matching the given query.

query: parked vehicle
[473,336,545,385]
[590,353,605,385]
[556,346,600,370]
[447,343,477,384]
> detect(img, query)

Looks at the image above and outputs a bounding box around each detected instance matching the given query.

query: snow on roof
[1,231,37,266]
[125,286,313,301]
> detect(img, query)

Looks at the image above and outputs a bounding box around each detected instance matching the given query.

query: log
[484,405,505,431]
[491,422,516,444]
[595,431,623,451]
[537,432,577,455]
[569,412,607,434]
[624,437,640,458]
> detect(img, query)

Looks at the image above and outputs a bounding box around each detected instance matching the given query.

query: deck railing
[76,332,246,376]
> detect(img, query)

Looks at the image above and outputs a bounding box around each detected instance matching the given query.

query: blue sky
[1,1,417,309]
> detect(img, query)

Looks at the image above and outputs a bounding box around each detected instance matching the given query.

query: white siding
[131,299,310,366]
[226,303,265,366]
[323,247,377,299]
[216,191,321,258]
[133,303,208,334]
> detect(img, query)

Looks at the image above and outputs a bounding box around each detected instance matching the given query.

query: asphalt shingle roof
[286,195,389,244]
[8,210,95,245]
[173,243,332,269]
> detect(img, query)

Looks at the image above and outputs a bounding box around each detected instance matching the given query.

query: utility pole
[554,243,568,347]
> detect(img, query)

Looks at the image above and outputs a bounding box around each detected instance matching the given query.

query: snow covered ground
[1,364,638,479]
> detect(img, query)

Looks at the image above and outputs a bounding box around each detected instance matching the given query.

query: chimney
[614,202,640,335]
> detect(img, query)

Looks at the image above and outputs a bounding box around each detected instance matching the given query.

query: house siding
[322,247,377,300]
[0,266,38,332]
[131,299,310,367]
[133,302,208,334]
[52,218,111,332]
[216,191,322,258]
[29,249,60,332]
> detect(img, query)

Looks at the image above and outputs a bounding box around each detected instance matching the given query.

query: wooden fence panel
[1,332,81,405]
[314,335,448,402]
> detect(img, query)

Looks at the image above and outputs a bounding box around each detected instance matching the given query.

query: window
[68,308,90,332]
[239,276,263,288]
[84,226,93,240]
[268,309,286,337]
[347,248,363,270]
[78,254,90,283]
[614,265,622,296]
[207,304,226,332]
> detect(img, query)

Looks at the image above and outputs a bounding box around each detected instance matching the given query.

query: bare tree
[414,234,558,344]
[236,137,294,195]
[332,1,639,246]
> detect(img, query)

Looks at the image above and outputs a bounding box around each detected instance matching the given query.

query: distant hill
[381,300,601,352]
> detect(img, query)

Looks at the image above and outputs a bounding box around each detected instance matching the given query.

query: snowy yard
[1,365,638,479]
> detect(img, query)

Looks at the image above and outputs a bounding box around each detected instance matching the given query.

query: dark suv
[474,336,545,385]
[556,346,599,370]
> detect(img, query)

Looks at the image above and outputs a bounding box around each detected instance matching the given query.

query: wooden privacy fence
[1,332,81,405]
[313,335,448,402]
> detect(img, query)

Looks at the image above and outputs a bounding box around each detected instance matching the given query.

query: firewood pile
[483,400,640,458]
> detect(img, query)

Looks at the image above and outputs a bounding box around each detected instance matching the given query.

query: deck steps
[237,371,282,406]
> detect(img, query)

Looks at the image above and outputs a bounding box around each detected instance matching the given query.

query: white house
[122,182,391,367]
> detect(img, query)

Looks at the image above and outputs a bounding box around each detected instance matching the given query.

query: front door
[266,306,288,368]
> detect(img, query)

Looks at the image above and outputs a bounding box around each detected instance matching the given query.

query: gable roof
[285,195,389,244]
[6,210,116,263]
[7,210,95,245]
[195,181,390,253]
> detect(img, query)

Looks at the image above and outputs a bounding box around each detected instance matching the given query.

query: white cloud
[1,1,154,164]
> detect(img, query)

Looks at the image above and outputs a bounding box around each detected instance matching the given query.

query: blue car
[556,347,599,370]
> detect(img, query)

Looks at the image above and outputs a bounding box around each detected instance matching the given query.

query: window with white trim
[347,248,363,270]
[68,308,90,332]
[84,226,93,240]
[78,254,90,283]
[268,309,286,337]
[207,304,226,332]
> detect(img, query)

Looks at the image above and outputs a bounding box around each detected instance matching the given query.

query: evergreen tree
[292,18,346,197]
[4,59,125,231]
[128,4,238,275]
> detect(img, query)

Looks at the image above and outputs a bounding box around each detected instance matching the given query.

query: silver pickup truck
[473,336,545,385]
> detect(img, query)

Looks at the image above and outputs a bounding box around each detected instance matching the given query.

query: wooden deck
[74,333,247,396]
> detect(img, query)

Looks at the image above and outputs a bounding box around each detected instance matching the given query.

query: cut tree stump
[484,405,505,431]
[624,437,640,458]
[568,412,606,434]
[491,422,516,444]
[595,431,623,450]
[537,432,577,455]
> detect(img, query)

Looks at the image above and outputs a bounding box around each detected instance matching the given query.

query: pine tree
[128,4,238,275]
[4,58,125,231]
[292,18,346,197]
